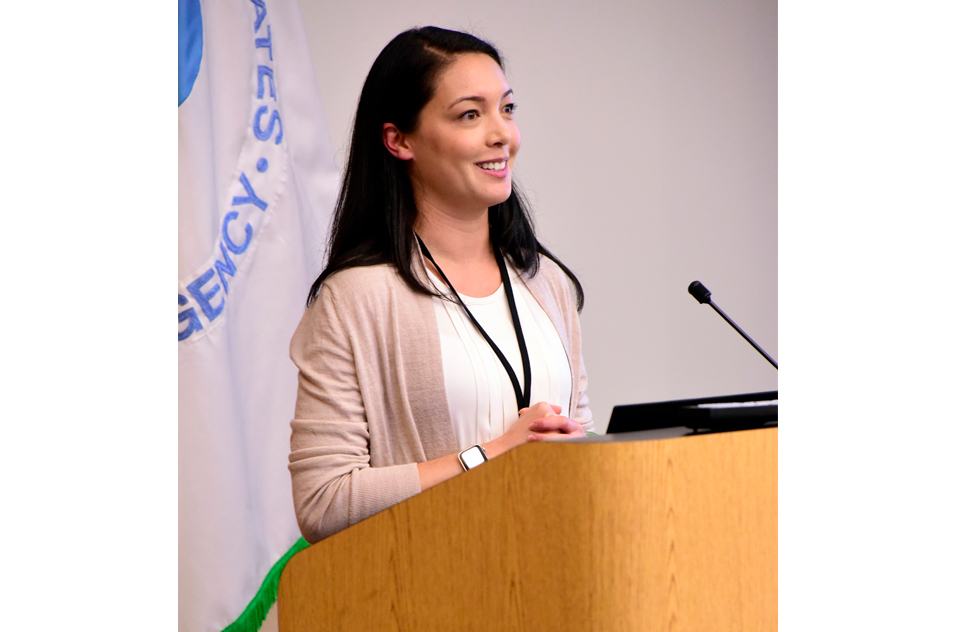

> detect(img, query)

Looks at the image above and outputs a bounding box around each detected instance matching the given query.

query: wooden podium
[278,427,777,631]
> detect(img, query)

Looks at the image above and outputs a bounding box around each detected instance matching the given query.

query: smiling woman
[288,27,593,544]
[384,53,520,221]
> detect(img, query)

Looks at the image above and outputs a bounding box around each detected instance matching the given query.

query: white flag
[178,0,337,629]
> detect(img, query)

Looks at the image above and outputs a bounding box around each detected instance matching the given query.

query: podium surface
[279,427,777,631]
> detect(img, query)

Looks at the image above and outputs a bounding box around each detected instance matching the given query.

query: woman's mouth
[476,158,509,176]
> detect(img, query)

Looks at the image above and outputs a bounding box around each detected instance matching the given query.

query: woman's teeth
[479,161,506,171]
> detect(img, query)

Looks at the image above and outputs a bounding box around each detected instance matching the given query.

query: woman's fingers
[527,429,583,442]
[518,401,560,422]
[528,415,583,436]
[505,403,580,449]
[529,416,576,432]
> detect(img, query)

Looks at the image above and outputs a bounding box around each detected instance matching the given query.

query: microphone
[688,281,778,369]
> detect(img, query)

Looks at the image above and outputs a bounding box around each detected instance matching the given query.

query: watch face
[460,446,487,470]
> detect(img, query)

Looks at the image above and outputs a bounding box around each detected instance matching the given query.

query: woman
[289,26,593,544]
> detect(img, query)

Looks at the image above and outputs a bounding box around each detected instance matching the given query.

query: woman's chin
[485,181,513,207]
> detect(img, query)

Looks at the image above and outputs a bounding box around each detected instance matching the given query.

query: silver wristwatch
[458,444,488,471]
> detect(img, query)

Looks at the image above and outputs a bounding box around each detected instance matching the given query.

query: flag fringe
[222,537,311,632]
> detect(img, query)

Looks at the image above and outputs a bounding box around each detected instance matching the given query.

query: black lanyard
[416,235,531,411]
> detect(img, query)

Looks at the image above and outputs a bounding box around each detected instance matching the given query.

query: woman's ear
[382,123,414,160]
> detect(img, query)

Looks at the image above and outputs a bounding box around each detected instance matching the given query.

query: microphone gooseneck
[687,280,778,370]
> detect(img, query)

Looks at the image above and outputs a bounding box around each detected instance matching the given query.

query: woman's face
[403,53,520,215]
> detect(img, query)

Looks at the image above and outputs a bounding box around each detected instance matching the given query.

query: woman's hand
[420,402,584,491]
[484,401,584,458]
[525,407,585,442]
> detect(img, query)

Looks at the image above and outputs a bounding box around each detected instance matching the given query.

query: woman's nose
[487,115,511,146]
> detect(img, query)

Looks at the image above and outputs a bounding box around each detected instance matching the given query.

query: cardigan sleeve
[565,287,594,433]
[541,257,594,433]
[288,280,422,544]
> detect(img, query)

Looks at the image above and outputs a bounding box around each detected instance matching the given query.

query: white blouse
[426,261,573,451]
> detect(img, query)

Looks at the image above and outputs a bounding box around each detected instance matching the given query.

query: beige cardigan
[289,253,593,543]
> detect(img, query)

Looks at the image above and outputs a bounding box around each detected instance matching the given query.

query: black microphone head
[688,281,712,304]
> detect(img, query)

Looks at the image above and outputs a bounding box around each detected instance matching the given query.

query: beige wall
[298,0,777,432]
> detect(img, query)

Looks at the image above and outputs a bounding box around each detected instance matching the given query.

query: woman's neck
[414,202,494,266]
[414,201,502,298]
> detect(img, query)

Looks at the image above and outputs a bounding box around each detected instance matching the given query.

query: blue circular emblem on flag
[178,0,203,105]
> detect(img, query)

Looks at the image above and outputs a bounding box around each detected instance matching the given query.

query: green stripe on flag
[222,537,311,632]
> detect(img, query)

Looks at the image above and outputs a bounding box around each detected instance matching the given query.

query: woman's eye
[459,110,478,120]
[503,103,516,114]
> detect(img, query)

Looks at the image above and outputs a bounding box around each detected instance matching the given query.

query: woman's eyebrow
[448,95,484,109]
[447,89,514,110]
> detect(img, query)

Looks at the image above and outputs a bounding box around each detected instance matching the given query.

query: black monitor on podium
[606,390,777,434]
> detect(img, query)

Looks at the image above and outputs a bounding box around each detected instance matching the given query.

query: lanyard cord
[416,234,532,411]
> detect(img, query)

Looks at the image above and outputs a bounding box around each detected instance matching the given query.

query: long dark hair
[307,26,584,311]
